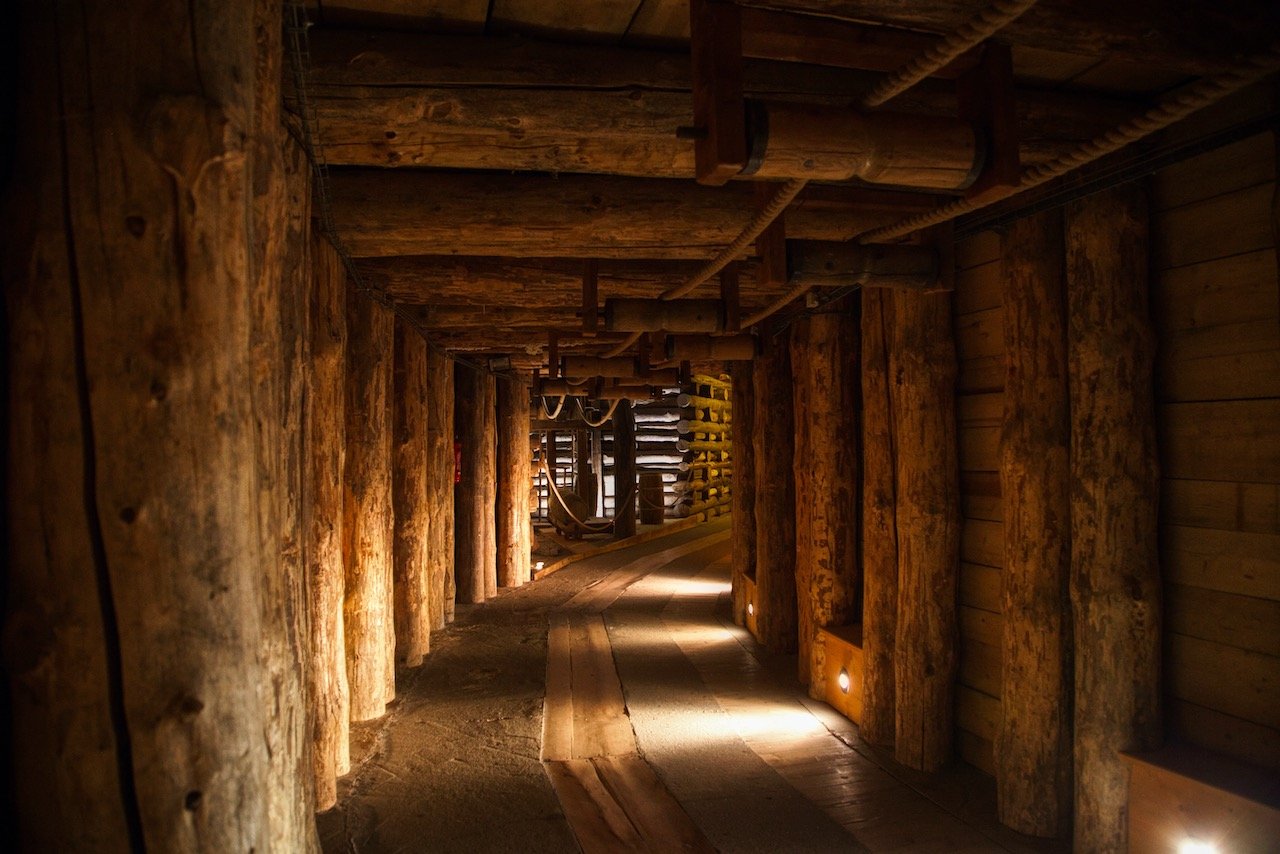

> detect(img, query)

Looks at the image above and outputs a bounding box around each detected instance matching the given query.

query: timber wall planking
[1151,129,1280,772]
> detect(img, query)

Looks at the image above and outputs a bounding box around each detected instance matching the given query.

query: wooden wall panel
[1152,127,1280,772]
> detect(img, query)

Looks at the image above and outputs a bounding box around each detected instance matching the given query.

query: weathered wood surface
[890,290,960,772]
[497,372,533,588]
[427,348,456,624]
[345,286,396,721]
[3,0,318,846]
[614,401,638,538]
[1066,184,1161,852]
[392,319,432,667]
[454,364,498,603]
[481,369,498,599]
[306,235,351,811]
[860,288,898,747]
[752,335,798,652]
[997,210,1072,837]
[730,365,757,625]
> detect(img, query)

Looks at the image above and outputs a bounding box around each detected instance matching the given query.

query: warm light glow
[837,668,851,694]
[1177,840,1218,854]
[746,602,754,616]
[534,561,545,571]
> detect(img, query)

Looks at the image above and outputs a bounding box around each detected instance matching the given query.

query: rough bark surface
[752,336,798,653]
[393,320,432,666]
[482,374,499,599]
[344,286,396,721]
[498,373,533,587]
[860,289,898,747]
[427,348,455,625]
[998,209,1073,838]
[614,402,638,538]
[730,364,757,625]
[792,310,861,700]
[890,290,960,773]
[1065,185,1161,853]
[455,365,497,603]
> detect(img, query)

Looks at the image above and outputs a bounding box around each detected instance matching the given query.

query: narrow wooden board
[592,755,717,853]
[1165,633,1280,729]
[1161,479,1280,535]
[1163,524,1280,600]
[960,518,1002,569]
[570,616,637,759]
[544,760,645,852]
[542,614,575,761]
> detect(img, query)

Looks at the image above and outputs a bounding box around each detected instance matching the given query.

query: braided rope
[858,40,1280,244]
[861,0,1039,108]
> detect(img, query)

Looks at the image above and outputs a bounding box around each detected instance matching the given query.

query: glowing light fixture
[1177,840,1218,854]
[837,668,851,694]
[746,602,754,616]
[534,561,545,571]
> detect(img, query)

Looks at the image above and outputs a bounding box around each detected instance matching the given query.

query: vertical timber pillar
[481,373,499,599]
[614,401,638,538]
[344,289,395,721]
[455,365,498,603]
[890,290,960,772]
[576,428,596,510]
[753,333,797,653]
[730,363,757,625]
[861,289,898,747]
[497,372,533,587]
[997,210,1072,836]
[792,309,861,699]
[306,235,351,810]
[392,319,432,667]
[427,349,455,625]
[1066,185,1161,853]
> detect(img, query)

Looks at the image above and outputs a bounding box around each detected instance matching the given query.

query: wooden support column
[890,290,960,772]
[497,372,533,588]
[997,210,1072,837]
[792,309,861,699]
[344,289,396,720]
[1065,185,1161,853]
[454,365,498,603]
[731,364,757,625]
[426,348,455,625]
[614,401,638,538]
[576,429,596,509]
[481,375,499,599]
[860,289,898,747]
[753,335,798,653]
[306,236,351,810]
[392,319,432,667]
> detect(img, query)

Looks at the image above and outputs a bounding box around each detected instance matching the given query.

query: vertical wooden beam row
[455,364,498,603]
[730,363,757,625]
[392,320,432,667]
[1065,185,1161,853]
[891,290,960,772]
[997,210,1072,837]
[860,289,898,747]
[427,348,456,624]
[481,374,499,599]
[614,401,638,538]
[498,372,533,588]
[753,335,798,653]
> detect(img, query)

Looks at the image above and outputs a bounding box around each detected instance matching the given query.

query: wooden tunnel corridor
[318,521,1055,853]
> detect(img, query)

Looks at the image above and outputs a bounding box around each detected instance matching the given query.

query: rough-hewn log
[562,355,640,378]
[788,240,940,291]
[1065,185,1161,853]
[998,209,1072,837]
[614,401,638,538]
[454,364,498,603]
[860,289,897,747]
[306,235,351,810]
[791,309,861,700]
[753,335,798,652]
[330,171,940,259]
[426,348,456,625]
[3,0,318,846]
[890,290,960,772]
[481,371,498,600]
[344,288,396,721]
[605,298,725,333]
[576,429,597,511]
[666,334,758,361]
[497,373,533,588]
[731,365,757,625]
[392,319,432,667]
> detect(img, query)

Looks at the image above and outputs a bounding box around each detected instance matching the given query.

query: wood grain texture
[392,320,432,666]
[997,209,1072,838]
[730,363,757,625]
[613,401,638,538]
[752,334,798,653]
[454,364,497,603]
[1066,184,1161,853]
[497,372,533,587]
[427,347,456,624]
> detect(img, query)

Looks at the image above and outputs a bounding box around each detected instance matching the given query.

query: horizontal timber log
[562,356,639,378]
[330,171,950,259]
[605,298,725,333]
[667,334,759,361]
[788,241,940,290]
[305,29,1139,173]
[677,419,732,436]
[677,393,732,412]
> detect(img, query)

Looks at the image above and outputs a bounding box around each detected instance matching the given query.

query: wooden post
[392,319,432,667]
[997,209,1072,837]
[344,288,396,721]
[731,364,757,625]
[306,235,351,810]
[497,372,533,588]
[481,374,498,599]
[614,401,638,538]
[1066,185,1161,853]
[426,348,455,625]
[860,289,898,747]
[753,334,798,653]
[792,309,861,699]
[576,428,596,510]
[890,290,960,772]
[454,365,497,603]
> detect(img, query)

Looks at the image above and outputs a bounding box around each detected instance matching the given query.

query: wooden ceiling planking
[314,0,489,30]
[489,0,644,40]
[1067,58,1192,97]
[625,0,689,44]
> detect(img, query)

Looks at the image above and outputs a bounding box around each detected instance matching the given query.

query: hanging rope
[575,397,622,428]
[540,395,567,420]
[602,331,643,358]
[537,458,636,533]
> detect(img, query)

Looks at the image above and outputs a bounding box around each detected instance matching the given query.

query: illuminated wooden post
[455,365,497,603]
[614,400,637,538]
[730,364,756,625]
[753,334,797,653]
[392,319,432,667]
[426,348,455,624]
[497,372,533,587]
